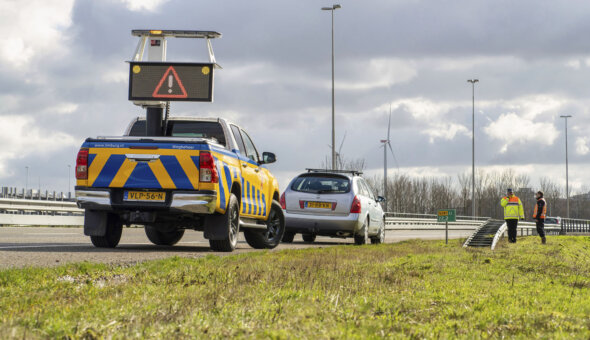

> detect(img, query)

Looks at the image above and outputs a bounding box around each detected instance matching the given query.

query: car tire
[302,233,316,243]
[90,213,123,248]
[282,232,295,243]
[371,222,385,244]
[209,194,240,252]
[354,219,369,245]
[145,226,185,246]
[244,200,285,249]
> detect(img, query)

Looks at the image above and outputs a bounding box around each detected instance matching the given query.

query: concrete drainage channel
[463,220,506,250]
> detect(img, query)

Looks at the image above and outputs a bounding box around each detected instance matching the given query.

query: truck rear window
[128,120,226,146]
[291,175,351,194]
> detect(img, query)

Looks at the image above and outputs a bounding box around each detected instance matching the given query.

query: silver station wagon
[279,169,385,244]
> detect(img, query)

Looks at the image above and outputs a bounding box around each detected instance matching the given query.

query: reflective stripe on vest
[533,198,547,219]
[502,196,522,219]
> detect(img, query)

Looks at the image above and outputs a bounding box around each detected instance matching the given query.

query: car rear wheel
[302,233,316,243]
[354,219,369,245]
[282,232,295,243]
[244,200,285,249]
[209,194,240,252]
[90,213,123,248]
[145,226,185,246]
[371,222,385,244]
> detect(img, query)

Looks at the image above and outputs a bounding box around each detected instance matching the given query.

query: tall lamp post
[25,166,29,196]
[467,79,479,218]
[560,115,572,218]
[67,164,71,199]
[322,4,341,170]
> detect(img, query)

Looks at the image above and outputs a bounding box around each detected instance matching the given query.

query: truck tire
[90,213,123,248]
[145,226,185,246]
[354,219,369,245]
[209,194,240,252]
[282,232,295,243]
[244,200,285,249]
[302,233,316,243]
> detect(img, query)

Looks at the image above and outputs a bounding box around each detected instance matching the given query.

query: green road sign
[128,62,214,102]
[437,209,456,223]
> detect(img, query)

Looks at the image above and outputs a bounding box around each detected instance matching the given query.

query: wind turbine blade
[387,142,399,171]
[387,109,392,140]
[339,131,347,155]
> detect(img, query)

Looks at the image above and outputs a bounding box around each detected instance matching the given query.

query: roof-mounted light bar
[131,30,222,39]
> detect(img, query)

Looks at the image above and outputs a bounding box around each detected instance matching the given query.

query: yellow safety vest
[501,195,524,220]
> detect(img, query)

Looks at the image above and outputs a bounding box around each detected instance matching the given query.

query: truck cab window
[240,129,260,163]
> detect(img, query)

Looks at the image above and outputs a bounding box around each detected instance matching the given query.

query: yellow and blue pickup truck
[75,117,284,252]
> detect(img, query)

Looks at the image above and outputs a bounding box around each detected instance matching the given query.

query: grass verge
[1,236,590,339]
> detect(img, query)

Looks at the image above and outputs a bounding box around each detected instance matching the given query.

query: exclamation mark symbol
[168,75,173,93]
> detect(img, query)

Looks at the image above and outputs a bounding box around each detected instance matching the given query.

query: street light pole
[67,164,71,199]
[467,79,479,218]
[322,4,341,170]
[560,115,572,218]
[25,166,29,196]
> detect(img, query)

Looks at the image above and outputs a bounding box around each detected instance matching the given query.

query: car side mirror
[376,196,385,203]
[261,152,276,164]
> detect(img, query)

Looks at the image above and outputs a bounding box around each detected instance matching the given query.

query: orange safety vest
[533,198,547,219]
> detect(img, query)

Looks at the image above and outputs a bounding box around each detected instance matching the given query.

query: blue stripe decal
[224,164,232,195]
[241,177,246,213]
[190,156,200,169]
[247,181,252,214]
[124,163,162,189]
[88,154,96,167]
[93,155,126,187]
[160,156,192,189]
[216,159,226,210]
[257,189,261,215]
[83,141,210,150]
[262,193,266,217]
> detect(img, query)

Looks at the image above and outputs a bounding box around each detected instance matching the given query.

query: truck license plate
[306,201,331,209]
[124,191,166,202]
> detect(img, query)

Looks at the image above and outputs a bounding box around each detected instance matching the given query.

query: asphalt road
[0,227,473,269]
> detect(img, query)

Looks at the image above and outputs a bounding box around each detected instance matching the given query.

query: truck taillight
[76,148,89,180]
[199,152,218,183]
[280,192,286,209]
[350,195,362,213]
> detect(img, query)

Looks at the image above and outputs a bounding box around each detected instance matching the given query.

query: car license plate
[306,201,331,209]
[124,191,166,202]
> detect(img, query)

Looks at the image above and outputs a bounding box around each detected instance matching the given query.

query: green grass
[1,236,590,339]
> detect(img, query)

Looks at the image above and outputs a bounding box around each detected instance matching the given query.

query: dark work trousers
[506,219,518,243]
[536,219,546,238]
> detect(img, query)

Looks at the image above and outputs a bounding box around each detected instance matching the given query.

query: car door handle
[254,168,260,173]
[242,164,247,168]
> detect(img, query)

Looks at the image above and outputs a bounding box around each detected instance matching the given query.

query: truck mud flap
[203,213,230,240]
[84,210,108,236]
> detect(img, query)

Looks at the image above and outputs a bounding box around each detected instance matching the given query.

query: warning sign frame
[128,61,214,102]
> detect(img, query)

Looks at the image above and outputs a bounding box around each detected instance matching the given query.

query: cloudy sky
[0,0,589,195]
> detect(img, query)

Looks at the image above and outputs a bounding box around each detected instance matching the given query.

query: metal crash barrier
[0,198,84,226]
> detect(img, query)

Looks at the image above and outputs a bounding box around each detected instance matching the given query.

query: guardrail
[0,198,84,226]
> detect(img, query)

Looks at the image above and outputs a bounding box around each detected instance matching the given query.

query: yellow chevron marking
[176,155,199,189]
[149,161,176,189]
[109,159,137,188]
[88,152,110,187]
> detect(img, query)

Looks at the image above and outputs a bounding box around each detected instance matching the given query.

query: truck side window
[230,125,247,155]
[240,129,260,163]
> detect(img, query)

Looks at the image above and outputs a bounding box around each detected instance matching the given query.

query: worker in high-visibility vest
[500,188,525,243]
[533,190,547,244]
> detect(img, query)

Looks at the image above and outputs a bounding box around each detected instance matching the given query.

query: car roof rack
[305,168,363,176]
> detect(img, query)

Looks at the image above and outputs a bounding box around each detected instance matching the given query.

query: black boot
[542,236,546,244]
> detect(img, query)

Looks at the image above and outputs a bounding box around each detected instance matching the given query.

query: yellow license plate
[125,191,166,202]
[307,201,331,209]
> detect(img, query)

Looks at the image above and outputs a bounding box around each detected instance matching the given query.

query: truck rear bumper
[76,189,217,214]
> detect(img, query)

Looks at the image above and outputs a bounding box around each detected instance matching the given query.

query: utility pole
[560,115,572,218]
[467,79,479,218]
[322,4,341,170]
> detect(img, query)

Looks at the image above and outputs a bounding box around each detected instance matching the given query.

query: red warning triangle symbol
[152,66,188,98]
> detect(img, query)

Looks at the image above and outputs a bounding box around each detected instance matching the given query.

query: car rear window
[291,175,351,194]
[128,120,226,146]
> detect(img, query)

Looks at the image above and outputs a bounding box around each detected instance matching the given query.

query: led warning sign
[128,62,214,102]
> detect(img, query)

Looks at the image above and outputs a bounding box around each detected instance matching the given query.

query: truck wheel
[371,223,385,244]
[209,194,240,252]
[302,233,316,243]
[145,226,185,246]
[244,200,285,249]
[354,219,369,245]
[90,213,123,248]
[282,232,295,243]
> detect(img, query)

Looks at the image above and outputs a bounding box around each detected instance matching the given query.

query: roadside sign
[128,62,214,102]
[437,209,456,223]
